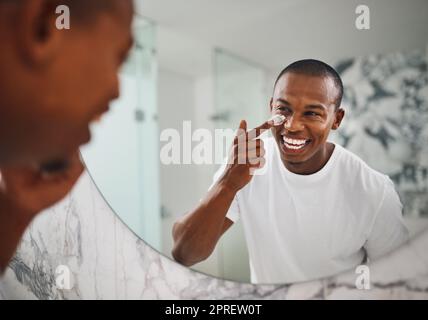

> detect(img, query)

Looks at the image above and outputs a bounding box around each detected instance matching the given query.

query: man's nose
[283,116,304,132]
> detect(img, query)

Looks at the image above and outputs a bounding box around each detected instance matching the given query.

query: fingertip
[265,121,274,129]
[236,120,248,137]
[239,120,247,130]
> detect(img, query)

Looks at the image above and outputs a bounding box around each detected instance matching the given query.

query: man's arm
[364,178,409,261]
[172,181,237,266]
[172,119,272,266]
[0,152,84,273]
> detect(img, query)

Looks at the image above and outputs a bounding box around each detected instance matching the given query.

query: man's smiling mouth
[281,136,312,151]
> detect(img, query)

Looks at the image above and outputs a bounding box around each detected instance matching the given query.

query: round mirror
[81,0,428,284]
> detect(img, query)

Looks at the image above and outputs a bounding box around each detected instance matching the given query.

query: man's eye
[276,106,291,113]
[305,111,320,117]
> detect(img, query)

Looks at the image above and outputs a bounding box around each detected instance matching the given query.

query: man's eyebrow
[304,104,327,111]
[275,98,291,105]
[275,99,328,111]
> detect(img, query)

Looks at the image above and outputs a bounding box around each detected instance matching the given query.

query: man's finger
[249,157,266,167]
[247,146,265,159]
[247,121,274,140]
[244,139,264,149]
[236,120,247,136]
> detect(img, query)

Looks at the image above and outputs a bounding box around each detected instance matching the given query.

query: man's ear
[16,0,64,67]
[269,97,273,113]
[332,107,345,130]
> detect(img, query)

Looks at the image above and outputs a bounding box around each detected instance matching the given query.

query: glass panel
[81,17,161,249]
[213,48,268,130]
[209,49,268,282]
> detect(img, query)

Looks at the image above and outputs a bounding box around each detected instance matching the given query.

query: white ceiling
[135,0,428,77]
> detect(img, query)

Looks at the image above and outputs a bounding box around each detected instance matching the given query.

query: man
[0,0,134,273]
[172,59,409,284]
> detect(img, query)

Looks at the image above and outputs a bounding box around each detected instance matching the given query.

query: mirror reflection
[81,0,428,284]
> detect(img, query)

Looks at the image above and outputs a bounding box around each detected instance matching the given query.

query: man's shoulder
[335,143,392,190]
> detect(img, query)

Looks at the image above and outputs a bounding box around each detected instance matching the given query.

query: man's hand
[0,152,84,223]
[219,120,273,192]
[172,120,276,267]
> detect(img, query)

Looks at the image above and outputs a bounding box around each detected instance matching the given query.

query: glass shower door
[212,48,268,282]
[81,17,161,250]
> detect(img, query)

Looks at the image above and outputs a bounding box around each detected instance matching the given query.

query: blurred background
[81,0,428,283]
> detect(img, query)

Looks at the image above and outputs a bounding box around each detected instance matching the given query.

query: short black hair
[274,59,344,109]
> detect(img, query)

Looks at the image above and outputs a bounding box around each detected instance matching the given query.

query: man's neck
[283,142,336,175]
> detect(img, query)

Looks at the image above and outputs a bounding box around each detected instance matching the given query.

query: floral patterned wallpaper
[332,49,428,217]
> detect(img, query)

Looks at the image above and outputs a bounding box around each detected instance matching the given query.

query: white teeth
[284,142,305,150]
[282,137,309,150]
[283,137,307,146]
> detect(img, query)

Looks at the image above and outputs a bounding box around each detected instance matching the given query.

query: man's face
[270,72,344,170]
[0,1,134,166]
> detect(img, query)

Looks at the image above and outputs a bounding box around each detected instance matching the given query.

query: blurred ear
[269,97,273,112]
[332,107,345,130]
[16,0,65,68]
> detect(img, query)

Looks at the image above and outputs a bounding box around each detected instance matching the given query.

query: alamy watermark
[355,5,370,30]
[55,5,70,30]
[160,121,267,168]
[55,265,73,290]
[355,265,371,290]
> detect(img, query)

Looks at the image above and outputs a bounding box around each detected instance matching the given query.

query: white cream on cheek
[269,114,286,126]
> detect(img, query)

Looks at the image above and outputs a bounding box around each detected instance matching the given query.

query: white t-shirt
[211,137,409,284]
